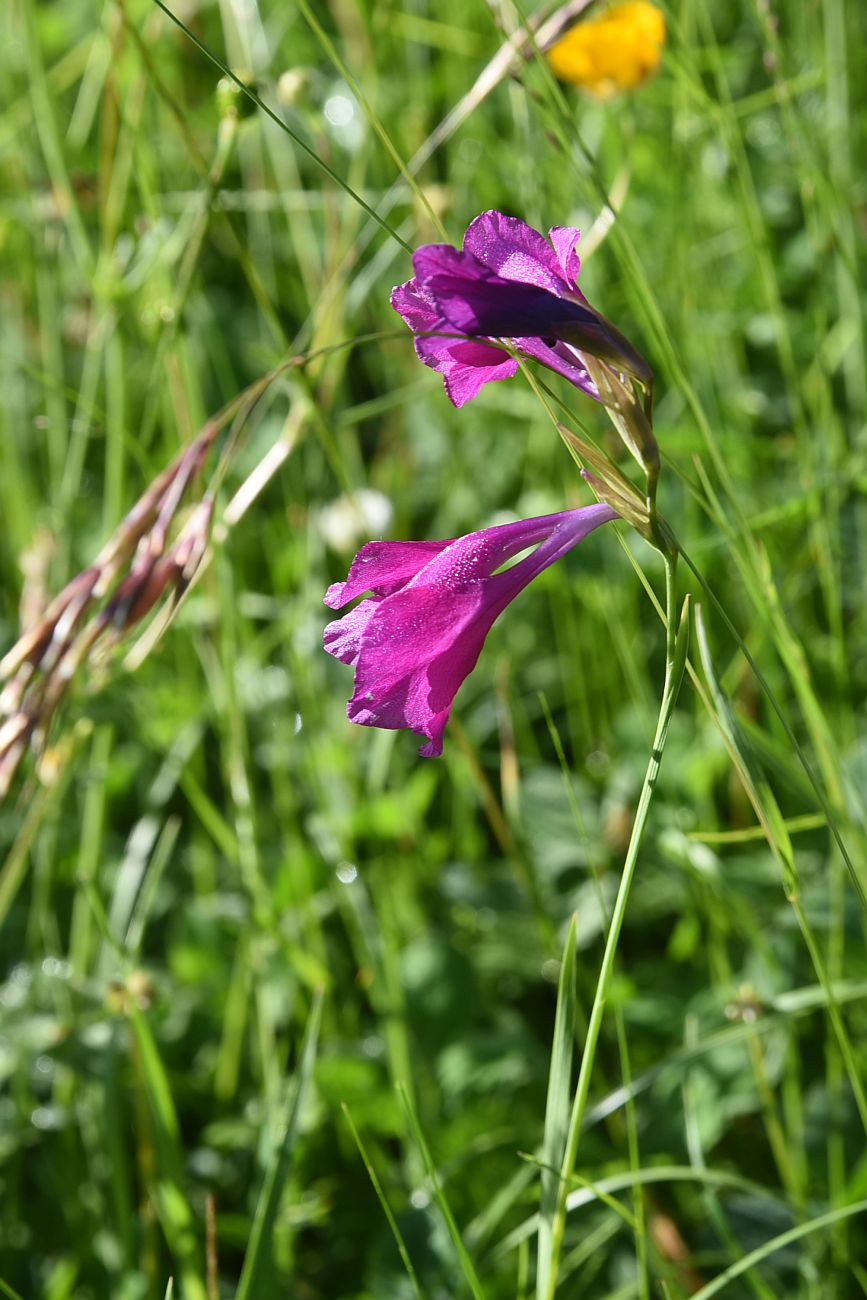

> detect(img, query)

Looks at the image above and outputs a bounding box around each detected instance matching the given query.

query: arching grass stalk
[542,551,688,1300]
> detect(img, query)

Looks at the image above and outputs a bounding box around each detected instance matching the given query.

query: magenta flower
[391,210,648,408]
[323,503,616,756]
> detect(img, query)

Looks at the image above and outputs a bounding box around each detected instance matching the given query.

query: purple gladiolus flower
[391,210,649,409]
[323,503,616,756]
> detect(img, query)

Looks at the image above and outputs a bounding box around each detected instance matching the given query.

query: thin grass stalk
[682,1019,778,1300]
[693,605,867,1138]
[341,1103,424,1300]
[542,558,688,1298]
[680,545,867,913]
[234,988,324,1300]
[0,334,400,800]
[689,1199,867,1300]
[535,914,578,1300]
[614,1005,649,1299]
[398,1082,486,1300]
[515,33,865,914]
[148,0,411,252]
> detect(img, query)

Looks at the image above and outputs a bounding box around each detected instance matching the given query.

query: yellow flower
[545,2,665,99]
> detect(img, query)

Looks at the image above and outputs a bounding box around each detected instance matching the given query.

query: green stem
[543,553,683,1299]
[663,549,677,667]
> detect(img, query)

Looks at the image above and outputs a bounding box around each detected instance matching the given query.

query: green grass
[1,0,867,1296]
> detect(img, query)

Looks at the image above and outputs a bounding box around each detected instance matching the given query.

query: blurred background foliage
[1,0,866,1296]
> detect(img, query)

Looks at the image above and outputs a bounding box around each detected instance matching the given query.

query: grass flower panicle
[0,425,217,798]
[324,504,616,756]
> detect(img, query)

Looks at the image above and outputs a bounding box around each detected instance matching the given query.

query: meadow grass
[1,0,866,1296]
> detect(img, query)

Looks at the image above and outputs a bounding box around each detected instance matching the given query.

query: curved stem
[542,553,683,1299]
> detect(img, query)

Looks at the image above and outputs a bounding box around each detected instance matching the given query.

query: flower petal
[415,337,518,407]
[390,278,438,331]
[324,505,617,755]
[323,597,379,666]
[463,210,568,294]
[346,584,501,756]
[391,213,628,406]
[325,538,454,608]
[393,258,520,406]
[547,225,583,290]
[443,358,516,406]
[516,336,599,401]
[426,272,597,339]
[546,2,665,99]
[411,241,477,286]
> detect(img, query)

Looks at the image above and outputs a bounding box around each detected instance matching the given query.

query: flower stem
[542,552,684,1299]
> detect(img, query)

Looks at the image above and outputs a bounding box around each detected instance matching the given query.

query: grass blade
[398,1082,485,1300]
[689,1199,867,1300]
[128,1003,208,1300]
[535,913,578,1300]
[341,1102,425,1300]
[148,0,410,253]
[695,605,867,1139]
[234,987,325,1300]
